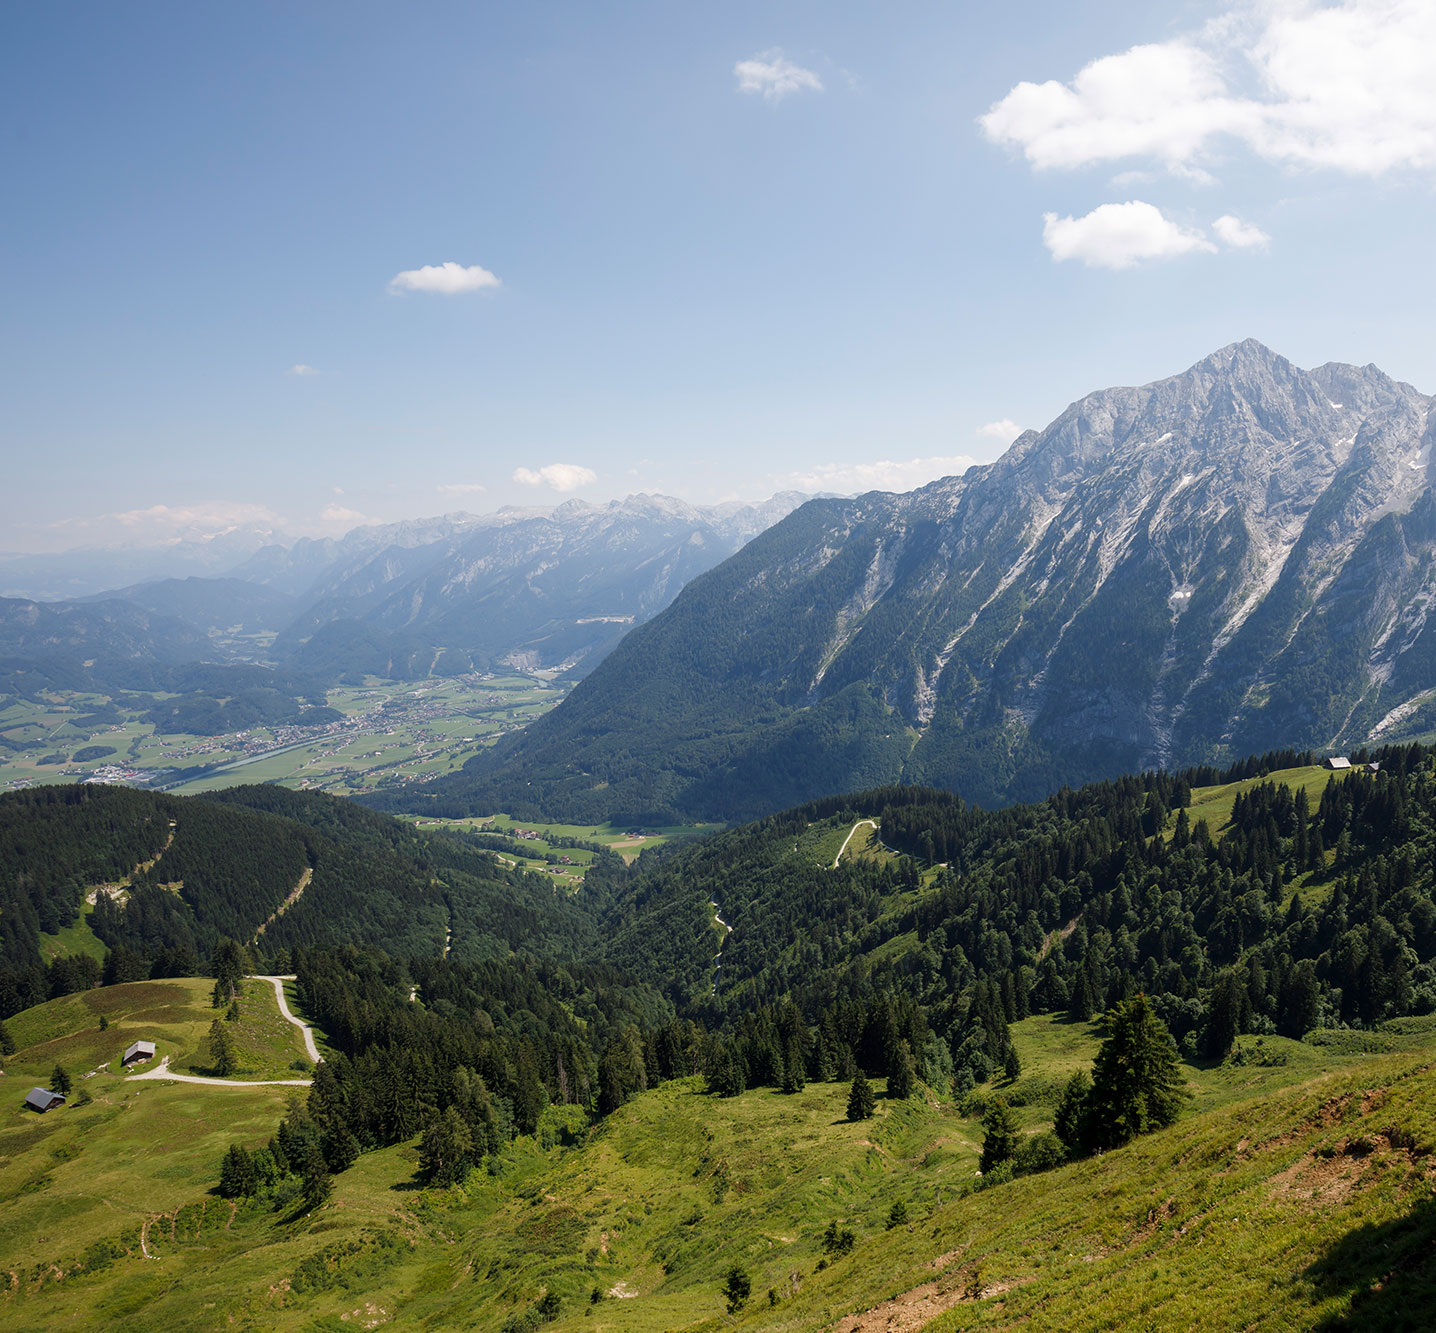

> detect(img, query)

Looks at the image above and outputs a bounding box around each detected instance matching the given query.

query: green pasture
[2,987,1435,1330]
[1179,764,1346,839]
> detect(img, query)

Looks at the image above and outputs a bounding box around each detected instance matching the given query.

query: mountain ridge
[403,340,1436,822]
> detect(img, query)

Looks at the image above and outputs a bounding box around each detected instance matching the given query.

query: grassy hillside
[3,976,314,1087]
[0,978,316,1292]
[4,992,1434,1331]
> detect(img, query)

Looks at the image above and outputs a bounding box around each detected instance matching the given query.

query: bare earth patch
[830,1259,1024,1332]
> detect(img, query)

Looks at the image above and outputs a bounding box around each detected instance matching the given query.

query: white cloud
[1042,201,1216,269]
[1213,213,1270,249]
[771,456,978,495]
[49,501,286,547]
[511,463,597,492]
[388,261,501,296]
[319,504,371,526]
[437,482,488,496]
[286,363,319,376]
[978,419,1024,445]
[981,1,1436,177]
[734,49,823,102]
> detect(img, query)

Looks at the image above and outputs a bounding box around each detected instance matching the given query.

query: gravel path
[250,973,322,1062]
[126,1056,312,1088]
[832,819,879,868]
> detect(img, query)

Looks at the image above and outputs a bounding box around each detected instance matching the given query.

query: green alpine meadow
[4,745,1436,1328]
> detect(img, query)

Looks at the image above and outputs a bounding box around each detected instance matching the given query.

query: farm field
[0,671,568,798]
[406,811,723,884]
[4,995,1435,1331]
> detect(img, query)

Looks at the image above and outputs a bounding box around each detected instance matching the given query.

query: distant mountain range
[404,340,1436,822]
[261,492,810,679]
[0,493,809,696]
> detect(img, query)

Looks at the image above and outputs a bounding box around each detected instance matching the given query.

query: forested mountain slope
[597,744,1436,1084]
[411,341,1436,822]
[0,783,605,1017]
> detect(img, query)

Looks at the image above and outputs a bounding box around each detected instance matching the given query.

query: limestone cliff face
[433,342,1436,819]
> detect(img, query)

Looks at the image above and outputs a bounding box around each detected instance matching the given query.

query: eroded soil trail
[254,867,313,940]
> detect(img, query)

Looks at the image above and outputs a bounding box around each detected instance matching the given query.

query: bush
[1013,1130,1067,1175]
[721,1264,751,1313]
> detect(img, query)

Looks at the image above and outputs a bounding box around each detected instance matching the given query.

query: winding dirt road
[126,1056,311,1088]
[832,819,879,869]
[125,973,322,1087]
[251,974,322,1062]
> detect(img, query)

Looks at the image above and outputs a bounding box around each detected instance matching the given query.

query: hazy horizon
[6,1,1435,554]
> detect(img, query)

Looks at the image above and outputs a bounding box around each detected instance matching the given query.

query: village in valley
[0,671,568,799]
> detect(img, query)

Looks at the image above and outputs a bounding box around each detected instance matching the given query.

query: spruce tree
[1086,994,1187,1150]
[208,1018,237,1077]
[887,1040,914,1100]
[721,1265,751,1314]
[1053,1072,1092,1154]
[979,1098,1019,1173]
[781,1037,806,1094]
[419,1106,473,1187]
[218,1144,257,1198]
[846,1068,875,1121]
[50,1063,72,1096]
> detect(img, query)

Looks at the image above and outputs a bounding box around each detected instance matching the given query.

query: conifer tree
[208,1018,237,1077]
[1086,994,1186,1150]
[886,1040,914,1100]
[1053,1072,1092,1154]
[50,1063,72,1096]
[979,1098,1019,1173]
[218,1144,257,1198]
[419,1106,473,1187]
[846,1068,875,1121]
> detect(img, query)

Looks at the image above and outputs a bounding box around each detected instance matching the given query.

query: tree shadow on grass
[1304,1192,1436,1330]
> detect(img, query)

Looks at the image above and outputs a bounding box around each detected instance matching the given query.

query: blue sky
[4,1,1436,551]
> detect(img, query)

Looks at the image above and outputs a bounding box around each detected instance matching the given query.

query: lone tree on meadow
[847,1068,875,1121]
[208,1018,238,1077]
[721,1264,751,1314]
[1085,994,1187,1151]
[210,937,246,1007]
[50,1063,72,1096]
[979,1097,1019,1173]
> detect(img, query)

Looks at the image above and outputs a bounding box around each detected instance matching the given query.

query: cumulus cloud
[734,49,824,102]
[771,456,979,495]
[511,463,597,492]
[1213,213,1271,249]
[286,363,319,376]
[436,482,488,497]
[388,261,501,295]
[981,1,1436,177]
[978,419,1025,445]
[1042,201,1216,269]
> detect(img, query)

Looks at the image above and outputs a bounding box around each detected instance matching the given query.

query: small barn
[24,1087,66,1113]
[1324,756,1352,770]
[122,1040,156,1066]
